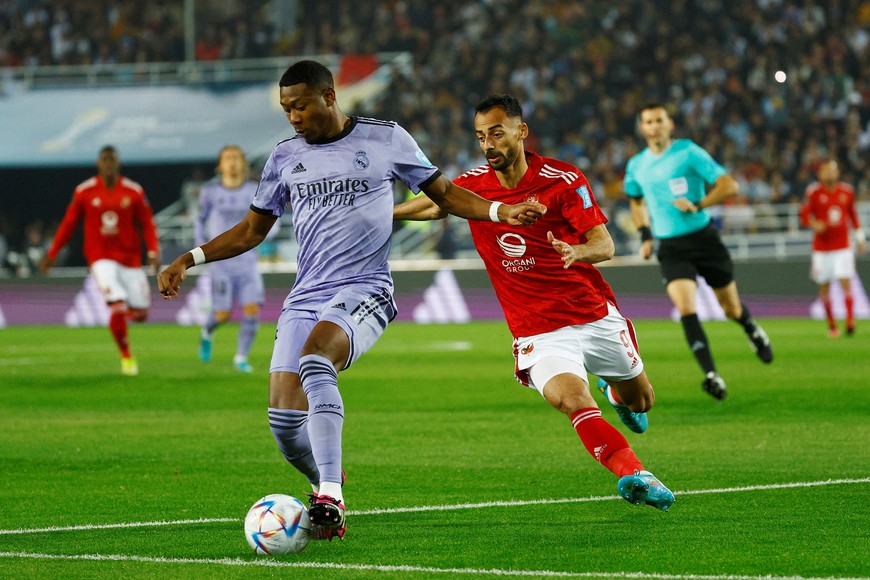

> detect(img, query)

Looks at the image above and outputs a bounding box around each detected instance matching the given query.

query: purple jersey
[252,116,440,307]
[197,180,261,276]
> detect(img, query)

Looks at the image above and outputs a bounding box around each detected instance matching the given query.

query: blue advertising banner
[0,82,292,167]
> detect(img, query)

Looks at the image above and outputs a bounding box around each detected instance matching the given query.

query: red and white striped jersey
[454,152,617,338]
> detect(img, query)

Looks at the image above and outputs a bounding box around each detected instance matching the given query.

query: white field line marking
[354,477,870,516]
[0,552,866,580]
[0,518,238,536]
[1,477,867,536]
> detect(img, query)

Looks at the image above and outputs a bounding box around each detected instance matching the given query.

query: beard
[486,146,517,171]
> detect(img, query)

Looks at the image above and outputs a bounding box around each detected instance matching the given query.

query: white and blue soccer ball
[244,494,311,554]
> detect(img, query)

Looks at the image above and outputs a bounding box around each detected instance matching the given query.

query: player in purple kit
[196,145,264,373]
[158,60,545,540]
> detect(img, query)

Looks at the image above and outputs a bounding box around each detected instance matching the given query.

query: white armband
[856,228,866,244]
[489,201,503,223]
[190,246,206,266]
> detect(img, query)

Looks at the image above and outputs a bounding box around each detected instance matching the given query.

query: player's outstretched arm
[393,193,447,221]
[158,210,277,299]
[421,175,546,225]
[548,224,615,269]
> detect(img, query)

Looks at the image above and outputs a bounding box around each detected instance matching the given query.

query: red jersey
[800,181,860,252]
[454,152,617,338]
[47,175,159,267]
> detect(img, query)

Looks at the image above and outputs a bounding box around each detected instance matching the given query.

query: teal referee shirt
[624,139,727,239]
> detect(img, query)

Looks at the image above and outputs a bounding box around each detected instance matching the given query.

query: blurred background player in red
[800,159,867,337]
[41,145,160,375]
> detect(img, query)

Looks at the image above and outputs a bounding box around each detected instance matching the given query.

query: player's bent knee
[628,390,654,413]
[612,377,655,412]
[269,372,307,410]
[550,393,588,416]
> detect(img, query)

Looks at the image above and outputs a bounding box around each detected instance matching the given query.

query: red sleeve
[136,192,160,254]
[798,189,814,228]
[798,202,811,227]
[561,176,607,240]
[846,191,861,230]
[47,192,84,259]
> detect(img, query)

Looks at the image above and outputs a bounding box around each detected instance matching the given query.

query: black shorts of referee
[656,223,734,288]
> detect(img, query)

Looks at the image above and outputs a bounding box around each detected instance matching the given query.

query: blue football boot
[617,470,675,512]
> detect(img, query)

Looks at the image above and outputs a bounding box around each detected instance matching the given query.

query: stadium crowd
[1,0,869,271]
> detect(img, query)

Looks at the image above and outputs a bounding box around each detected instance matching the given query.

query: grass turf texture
[0,319,868,579]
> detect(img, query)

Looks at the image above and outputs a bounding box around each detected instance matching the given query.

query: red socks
[570,408,643,477]
[109,310,131,358]
[822,297,836,329]
[845,293,854,329]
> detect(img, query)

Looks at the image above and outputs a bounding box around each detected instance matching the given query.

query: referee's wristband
[639,226,653,242]
[189,246,206,266]
[488,201,503,223]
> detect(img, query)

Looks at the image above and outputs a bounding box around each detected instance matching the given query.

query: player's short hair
[99,145,117,155]
[279,60,334,90]
[638,102,669,116]
[475,94,524,120]
[217,144,245,163]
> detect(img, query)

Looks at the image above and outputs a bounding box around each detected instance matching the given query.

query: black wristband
[639,226,653,242]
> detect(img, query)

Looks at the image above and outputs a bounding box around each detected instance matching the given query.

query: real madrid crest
[353,150,369,170]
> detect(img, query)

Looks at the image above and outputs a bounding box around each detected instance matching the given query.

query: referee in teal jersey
[623,103,773,400]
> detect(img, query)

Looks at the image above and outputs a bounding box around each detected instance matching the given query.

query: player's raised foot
[746,324,773,363]
[308,493,346,541]
[702,372,727,400]
[121,357,139,377]
[597,378,647,434]
[199,333,212,362]
[233,356,253,373]
[617,470,675,512]
[828,327,840,338]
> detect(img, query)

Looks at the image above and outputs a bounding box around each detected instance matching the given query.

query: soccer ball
[244,494,311,555]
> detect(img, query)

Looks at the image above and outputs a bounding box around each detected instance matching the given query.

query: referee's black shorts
[656,223,734,288]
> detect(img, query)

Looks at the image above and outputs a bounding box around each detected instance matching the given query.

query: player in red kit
[800,159,866,337]
[41,145,161,375]
[395,94,674,511]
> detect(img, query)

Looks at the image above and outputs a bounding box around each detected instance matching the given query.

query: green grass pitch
[0,319,868,579]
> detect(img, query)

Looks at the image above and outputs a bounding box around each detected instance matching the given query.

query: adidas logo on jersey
[331,302,346,310]
[291,163,307,174]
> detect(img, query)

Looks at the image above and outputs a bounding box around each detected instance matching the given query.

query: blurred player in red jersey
[800,159,866,337]
[394,95,674,511]
[41,145,161,375]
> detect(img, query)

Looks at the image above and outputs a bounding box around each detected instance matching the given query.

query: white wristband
[190,246,206,266]
[856,228,866,244]
[489,201,503,223]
